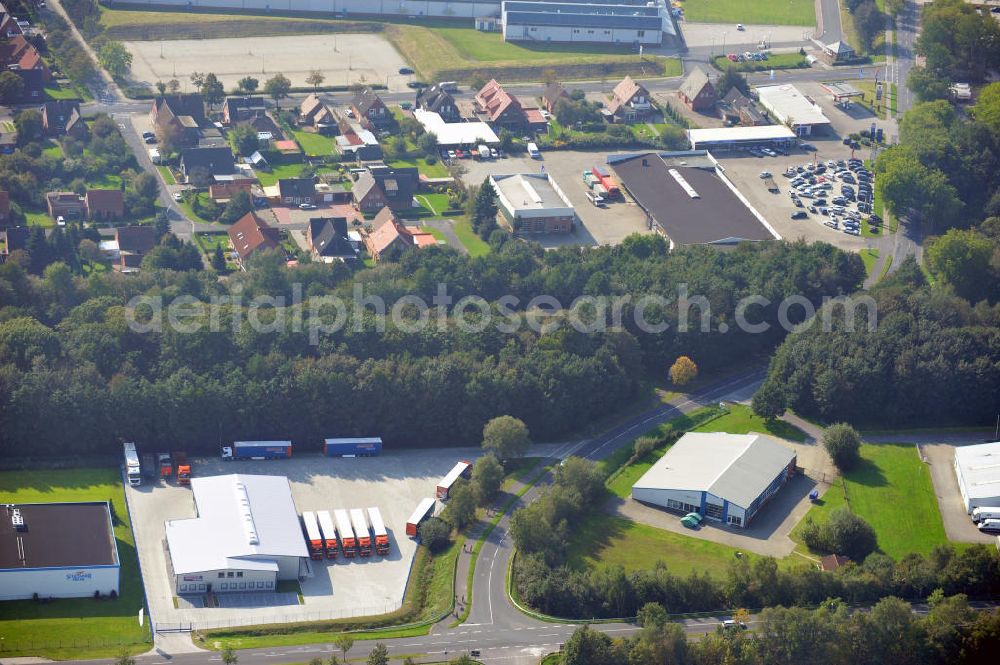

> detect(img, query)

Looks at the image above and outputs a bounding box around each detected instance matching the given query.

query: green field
[291,130,334,158]
[791,444,948,559]
[0,469,150,659]
[683,0,816,26]
[452,218,490,257]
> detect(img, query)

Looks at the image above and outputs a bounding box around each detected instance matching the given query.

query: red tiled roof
[228,211,281,260]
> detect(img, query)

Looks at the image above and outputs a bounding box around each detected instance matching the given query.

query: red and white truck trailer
[406,497,436,537]
[334,509,356,558]
[367,506,390,555]
[591,166,621,199]
[317,510,338,559]
[302,511,324,561]
[350,508,372,557]
[436,461,472,500]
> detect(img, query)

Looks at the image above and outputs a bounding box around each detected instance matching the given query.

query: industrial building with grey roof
[631,432,797,528]
[502,0,675,45]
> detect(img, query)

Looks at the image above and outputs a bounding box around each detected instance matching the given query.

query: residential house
[363,206,435,262]
[85,189,125,221]
[823,41,856,63]
[179,146,235,182]
[605,76,654,123]
[0,190,10,227]
[306,216,356,262]
[42,100,87,138]
[46,192,85,220]
[475,79,529,130]
[276,178,316,206]
[227,211,282,269]
[209,181,253,203]
[0,34,50,101]
[150,94,206,147]
[335,120,382,162]
[114,225,158,272]
[351,88,391,131]
[416,84,461,123]
[718,88,767,126]
[0,6,24,39]
[221,96,266,126]
[541,82,569,114]
[300,93,324,124]
[352,165,418,212]
[677,69,716,112]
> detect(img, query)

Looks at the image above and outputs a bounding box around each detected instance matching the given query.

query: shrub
[418,517,451,553]
[824,423,862,471]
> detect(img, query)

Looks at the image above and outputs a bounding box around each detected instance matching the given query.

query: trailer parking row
[301,506,391,560]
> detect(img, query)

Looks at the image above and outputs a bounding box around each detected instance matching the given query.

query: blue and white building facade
[631,432,797,528]
[501,1,673,45]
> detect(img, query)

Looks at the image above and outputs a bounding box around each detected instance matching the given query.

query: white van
[978,518,1000,534]
[527,142,540,159]
[971,506,1000,523]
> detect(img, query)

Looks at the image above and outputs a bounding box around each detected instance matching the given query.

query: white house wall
[175,567,277,594]
[0,565,120,600]
[504,24,662,45]
[118,0,503,17]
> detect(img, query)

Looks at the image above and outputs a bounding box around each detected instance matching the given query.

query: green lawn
[683,0,816,26]
[860,248,879,276]
[792,444,948,559]
[387,157,449,179]
[452,218,490,257]
[178,192,219,224]
[87,173,124,190]
[416,193,451,215]
[44,84,81,101]
[693,403,807,442]
[566,515,767,578]
[879,255,893,281]
[435,27,642,63]
[291,129,334,157]
[255,161,306,187]
[0,469,150,659]
[156,165,177,185]
[41,140,63,158]
[25,210,54,228]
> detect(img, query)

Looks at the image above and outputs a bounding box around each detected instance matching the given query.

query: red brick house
[150,94,206,147]
[678,69,716,112]
[46,192,85,220]
[606,76,654,123]
[85,190,125,221]
[351,88,391,131]
[228,211,281,269]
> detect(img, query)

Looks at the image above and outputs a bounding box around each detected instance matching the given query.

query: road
[893,0,921,114]
[816,0,845,44]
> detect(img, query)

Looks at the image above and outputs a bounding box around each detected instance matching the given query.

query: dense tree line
[909,0,1000,97]
[0,237,864,457]
[555,594,1000,665]
[751,257,1000,426]
[510,459,1000,620]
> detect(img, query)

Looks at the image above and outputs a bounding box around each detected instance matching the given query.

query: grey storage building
[631,432,797,528]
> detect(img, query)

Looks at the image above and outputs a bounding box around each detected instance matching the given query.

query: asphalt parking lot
[128,447,484,630]
[921,443,996,545]
[459,149,653,247]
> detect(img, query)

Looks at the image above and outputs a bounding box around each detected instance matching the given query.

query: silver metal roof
[632,432,796,509]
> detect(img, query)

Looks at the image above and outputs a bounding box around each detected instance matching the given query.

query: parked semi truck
[302,511,324,560]
[222,441,293,461]
[317,510,338,559]
[173,451,191,485]
[123,442,141,486]
[436,461,472,500]
[406,497,436,537]
[350,508,372,557]
[335,508,356,557]
[591,166,621,198]
[157,452,173,479]
[323,437,382,457]
[367,506,390,555]
[972,506,1000,523]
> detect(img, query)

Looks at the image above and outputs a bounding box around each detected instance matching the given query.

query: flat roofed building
[608,151,779,246]
[632,432,797,528]
[413,109,499,147]
[687,125,797,151]
[165,474,307,595]
[0,502,120,600]
[953,441,1000,513]
[490,172,575,235]
[502,1,669,45]
[754,85,831,136]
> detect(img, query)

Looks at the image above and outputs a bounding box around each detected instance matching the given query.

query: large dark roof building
[608,151,778,246]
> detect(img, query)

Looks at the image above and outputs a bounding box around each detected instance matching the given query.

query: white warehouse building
[754,84,831,137]
[631,432,797,528]
[165,474,307,595]
[953,441,1000,513]
[0,502,120,601]
[502,1,673,45]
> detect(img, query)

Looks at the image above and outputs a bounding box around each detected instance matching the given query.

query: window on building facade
[218,572,225,578]
[227,571,234,578]
[728,515,743,526]
[638,30,645,37]
[237,571,243,577]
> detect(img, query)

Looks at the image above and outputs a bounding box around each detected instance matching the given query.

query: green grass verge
[878,254,893,281]
[156,165,177,185]
[452,218,490,257]
[0,469,150,660]
[859,248,879,276]
[683,0,816,26]
[791,444,948,559]
[291,129,334,158]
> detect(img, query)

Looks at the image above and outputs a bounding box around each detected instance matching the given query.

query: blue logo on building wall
[66,570,93,582]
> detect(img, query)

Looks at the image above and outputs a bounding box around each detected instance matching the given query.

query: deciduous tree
[98,41,133,79]
[265,73,292,109]
[823,423,862,471]
[482,415,530,461]
[669,355,697,386]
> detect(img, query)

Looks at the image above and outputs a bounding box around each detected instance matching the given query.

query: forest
[0,237,864,458]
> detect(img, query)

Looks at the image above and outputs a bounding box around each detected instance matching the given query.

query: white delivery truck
[478,145,491,160]
[971,506,1000,523]
[527,142,540,158]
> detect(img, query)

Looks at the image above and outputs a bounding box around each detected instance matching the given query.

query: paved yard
[124,33,411,91]
[459,150,653,247]
[128,447,487,631]
[921,443,995,545]
[680,22,812,50]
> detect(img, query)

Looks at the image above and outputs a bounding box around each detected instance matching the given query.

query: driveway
[920,443,995,544]
[815,0,844,44]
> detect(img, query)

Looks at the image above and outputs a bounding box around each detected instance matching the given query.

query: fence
[0,636,148,653]
[155,600,403,632]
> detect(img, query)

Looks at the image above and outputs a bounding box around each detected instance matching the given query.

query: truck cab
[173,451,191,485]
[221,445,234,461]
[157,452,173,479]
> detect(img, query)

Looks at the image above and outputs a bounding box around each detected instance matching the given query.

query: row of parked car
[725,50,770,63]
[783,157,877,235]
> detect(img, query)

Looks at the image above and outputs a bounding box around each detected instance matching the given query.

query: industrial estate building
[608,151,779,246]
[490,172,576,234]
[0,502,120,600]
[754,85,831,136]
[631,432,798,528]
[953,441,1000,513]
[165,474,307,595]
[501,1,674,45]
[687,126,798,152]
